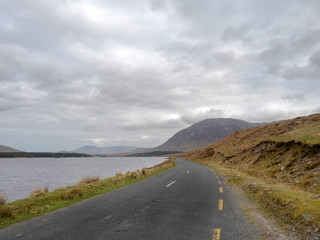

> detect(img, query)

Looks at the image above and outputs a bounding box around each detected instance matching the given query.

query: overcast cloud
[1,0,320,151]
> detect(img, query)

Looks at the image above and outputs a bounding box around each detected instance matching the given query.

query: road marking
[219,187,223,193]
[218,199,223,211]
[166,181,176,188]
[213,228,221,240]
[218,180,221,185]
[187,171,190,173]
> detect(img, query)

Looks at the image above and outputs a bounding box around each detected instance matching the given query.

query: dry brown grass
[29,187,49,198]
[0,205,15,219]
[77,177,100,186]
[0,195,7,205]
[142,167,148,175]
[58,187,84,200]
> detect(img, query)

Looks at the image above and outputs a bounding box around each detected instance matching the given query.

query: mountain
[73,145,139,155]
[0,144,21,153]
[153,118,262,152]
[126,118,263,155]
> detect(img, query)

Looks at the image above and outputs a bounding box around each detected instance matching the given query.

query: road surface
[0,158,259,240]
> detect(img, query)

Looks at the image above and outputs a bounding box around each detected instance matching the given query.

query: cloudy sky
[1,0,320,152]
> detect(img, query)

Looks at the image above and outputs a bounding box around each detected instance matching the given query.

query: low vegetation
[29,187,49,198]
[0,196,6,206]
[0,158,175,229]
[77,177,100,186]
[182,113,320,239]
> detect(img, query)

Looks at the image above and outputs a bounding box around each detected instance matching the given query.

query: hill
[0,144,21,153]
[73,145,138,155]
[182,113,320,238]
[184,113,320,192]
[127,118,263,155]
[154,118,262,152]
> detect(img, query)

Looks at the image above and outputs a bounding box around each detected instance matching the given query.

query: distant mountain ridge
[127,118,264,154]
[0,144,21,153]
[73,145,139,155]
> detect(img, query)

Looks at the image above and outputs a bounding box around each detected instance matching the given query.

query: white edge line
[166,181,176,188]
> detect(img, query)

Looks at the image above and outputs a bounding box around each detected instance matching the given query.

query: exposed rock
[312,194,320,199]
[302,214,315,221]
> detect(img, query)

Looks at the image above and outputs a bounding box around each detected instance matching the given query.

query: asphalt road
[0,158,260,240]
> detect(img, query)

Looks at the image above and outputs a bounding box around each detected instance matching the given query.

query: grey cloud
[213,51,236,65]
[222,23,258,43]
[283,49,320,82]
[282,94,305,102]
[292,28,320,52]
[120,118,186,131]
[1,0,320,151]
[310,49,320,66]
[0,81,47,111]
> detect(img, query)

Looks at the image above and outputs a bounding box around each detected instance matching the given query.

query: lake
[0,157,167,203]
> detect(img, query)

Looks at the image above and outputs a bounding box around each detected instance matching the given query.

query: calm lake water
[0,157,166,203]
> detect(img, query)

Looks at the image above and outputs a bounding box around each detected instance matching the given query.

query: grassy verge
[0,159,175,230]
[185,156,320,239]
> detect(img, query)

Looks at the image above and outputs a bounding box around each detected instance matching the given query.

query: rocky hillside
[185,113,320,192]
[153,118,261,152]
[0,144,21,153]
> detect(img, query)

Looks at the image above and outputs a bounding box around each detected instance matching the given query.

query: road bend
[0,158,259,240]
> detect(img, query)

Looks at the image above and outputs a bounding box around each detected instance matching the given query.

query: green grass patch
[0,160,175,229]
[270,122,320,145]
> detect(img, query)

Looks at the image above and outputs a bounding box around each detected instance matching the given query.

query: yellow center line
[213,228,221,240]
[218,180,221,184]
[218,199,223,211]
[219,187,223,193]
